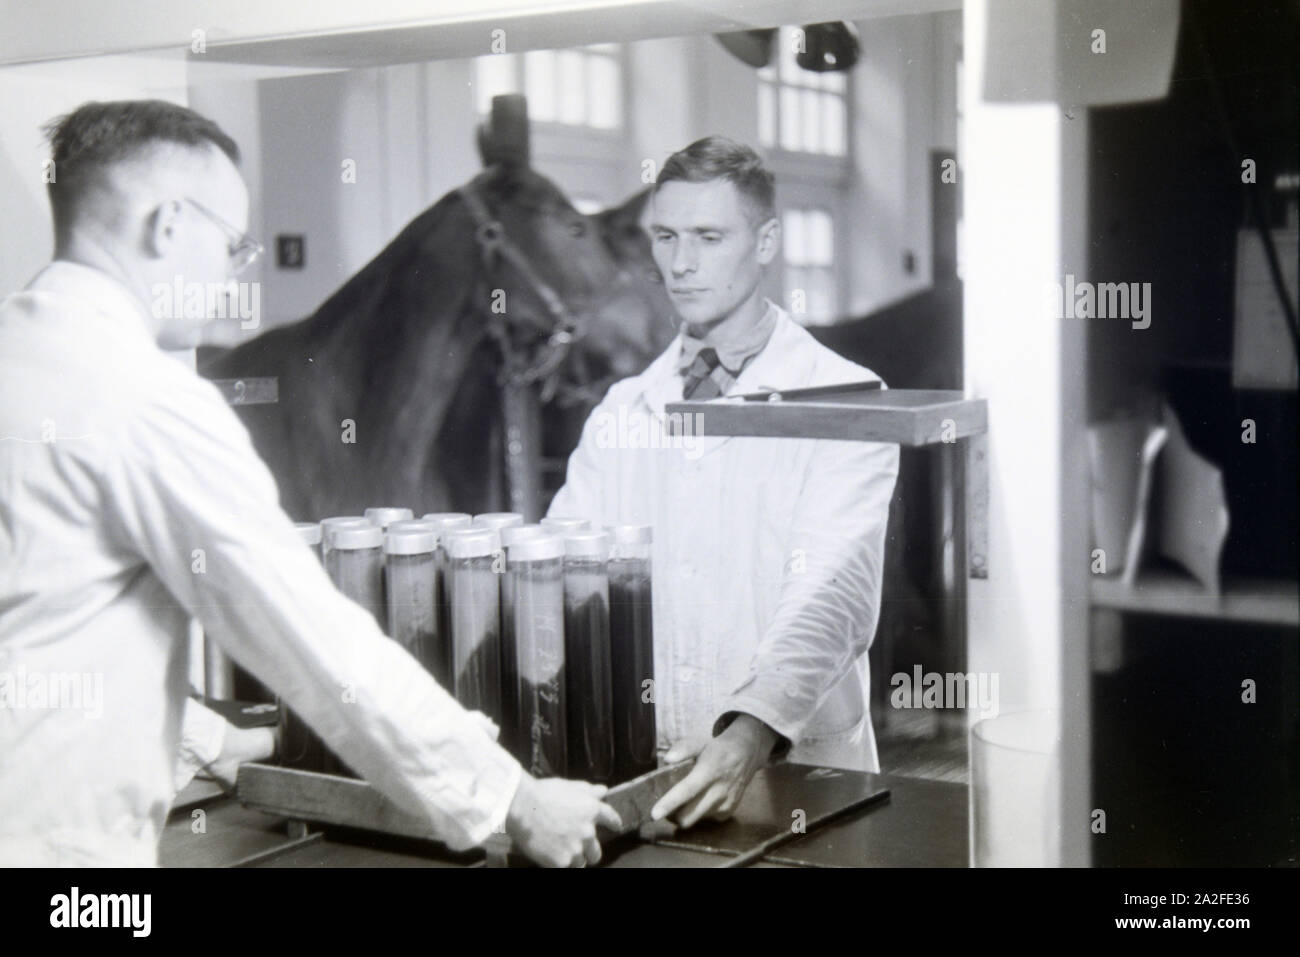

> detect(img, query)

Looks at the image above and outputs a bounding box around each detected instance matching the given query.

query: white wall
[627,38,695,183]
[253,70,383,326]
[0,55,188,293]
[194,58,491,334]
[847,11,960,317]
[961,0,1091,866]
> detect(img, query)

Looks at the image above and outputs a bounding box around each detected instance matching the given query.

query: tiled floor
[875,707,969,785]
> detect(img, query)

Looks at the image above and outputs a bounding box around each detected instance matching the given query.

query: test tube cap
[294,522,322,546]
[507,534,565,562]
[606,523,653,544]
[331,524,384,550]
[384,526,438,554]
[563,531,610,560]
[443,527,499,558]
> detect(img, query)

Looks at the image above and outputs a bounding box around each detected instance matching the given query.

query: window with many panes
[782,207,837,324]
[757,26,852,323]
[757,28,848,157]
[474,44,623,130]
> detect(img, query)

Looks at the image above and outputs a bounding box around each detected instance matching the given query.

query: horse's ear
[478,94,531,168]
[594,187,652,237]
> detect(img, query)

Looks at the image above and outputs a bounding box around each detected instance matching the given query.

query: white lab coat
[549,302,899,771]
[0,262,521,866]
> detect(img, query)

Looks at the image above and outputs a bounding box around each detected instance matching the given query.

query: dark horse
[202,160,675,522]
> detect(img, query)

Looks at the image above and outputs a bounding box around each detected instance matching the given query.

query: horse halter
[457,173,592,396]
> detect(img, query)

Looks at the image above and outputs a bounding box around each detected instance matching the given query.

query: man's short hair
[43,99,240,227]
[654,136,776,225]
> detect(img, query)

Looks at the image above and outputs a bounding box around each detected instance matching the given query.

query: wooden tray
[236,763,437,840]
[667,388,987,447]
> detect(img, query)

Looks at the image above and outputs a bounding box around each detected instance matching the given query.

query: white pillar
[962,0,1091,866]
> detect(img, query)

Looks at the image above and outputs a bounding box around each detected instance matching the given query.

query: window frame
[755,27,855,324]
[473,44,631,208]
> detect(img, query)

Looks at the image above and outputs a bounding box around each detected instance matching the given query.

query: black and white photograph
[0,0,1296,927]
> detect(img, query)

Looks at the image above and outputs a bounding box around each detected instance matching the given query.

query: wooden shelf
[667,388,987,447]
[1090,570,1299,627]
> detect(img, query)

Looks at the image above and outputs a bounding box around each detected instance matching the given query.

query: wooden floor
[875,707,969,786]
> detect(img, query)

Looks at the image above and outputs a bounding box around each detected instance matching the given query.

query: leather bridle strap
[456,176,586,389]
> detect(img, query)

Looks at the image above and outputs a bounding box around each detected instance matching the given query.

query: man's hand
[505,775,623,868]
[202,724,276,790]
[650,714,779,828]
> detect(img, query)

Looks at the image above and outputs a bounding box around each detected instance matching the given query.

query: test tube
[499,524,557,759]
[324,522,386,778]
[319,516,370,562]
[365,508,412,635]
[279,521,333,774]
[563,531,614,784]
[384,525,438,670]
[423,514,473,688]
[508,533,567,778]
[607,524,656,783]
[443,527,503,723]
[325,523,385,628]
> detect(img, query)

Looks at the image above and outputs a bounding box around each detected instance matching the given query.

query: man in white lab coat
[0,100,617,867]
[548,137,899,827]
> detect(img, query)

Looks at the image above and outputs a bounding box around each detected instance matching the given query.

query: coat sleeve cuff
[440,759,524,851]
[712,695,795,762]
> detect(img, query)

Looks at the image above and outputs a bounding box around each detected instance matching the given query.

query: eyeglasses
[184,197,263,275]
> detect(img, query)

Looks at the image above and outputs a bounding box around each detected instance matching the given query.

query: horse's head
[449,162,676,405]
[206,152,678,519]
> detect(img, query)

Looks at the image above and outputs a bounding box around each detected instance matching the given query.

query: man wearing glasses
[0,100,617,867]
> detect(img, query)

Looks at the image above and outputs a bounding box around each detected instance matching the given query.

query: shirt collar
[638,301,803,413]
[25,260,156,342]
[676,298,779,375]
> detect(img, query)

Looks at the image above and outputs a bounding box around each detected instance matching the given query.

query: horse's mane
[297,189,468,347]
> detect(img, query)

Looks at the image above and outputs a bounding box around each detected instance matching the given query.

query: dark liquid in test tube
[432,545,452,688]
[386,550,437,667]
[564,572,614,784]
[424,514,471,690]
[499,563,518,759]
[608,560,655,783]
[320,523,384,777]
